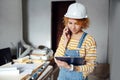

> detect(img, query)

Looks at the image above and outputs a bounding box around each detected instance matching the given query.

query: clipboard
[55,57,85,66]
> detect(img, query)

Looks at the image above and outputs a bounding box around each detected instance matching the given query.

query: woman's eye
[68,22,72,24]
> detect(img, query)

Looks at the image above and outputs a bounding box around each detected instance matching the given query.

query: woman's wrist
[68,64,74,71]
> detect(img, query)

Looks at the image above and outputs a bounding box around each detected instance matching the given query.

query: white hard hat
[64,3,88,19]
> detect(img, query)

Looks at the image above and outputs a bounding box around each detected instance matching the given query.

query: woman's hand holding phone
[63,27,71,47]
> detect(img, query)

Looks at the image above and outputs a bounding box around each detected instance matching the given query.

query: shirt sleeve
[74,35,97,76]
[54,35,66,57]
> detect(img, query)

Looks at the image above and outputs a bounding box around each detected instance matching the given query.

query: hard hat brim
[64,14,88,19]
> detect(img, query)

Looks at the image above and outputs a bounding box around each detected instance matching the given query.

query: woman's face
[67,18,82,34]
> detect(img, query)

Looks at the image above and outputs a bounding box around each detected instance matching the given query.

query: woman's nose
[71,24,75,29]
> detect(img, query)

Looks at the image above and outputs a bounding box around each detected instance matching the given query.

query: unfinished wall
[0,0,22,55]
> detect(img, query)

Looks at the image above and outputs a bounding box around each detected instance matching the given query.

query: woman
[54,3,97,80]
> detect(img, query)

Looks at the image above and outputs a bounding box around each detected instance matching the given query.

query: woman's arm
[54,35,66,57]
[74,35,97,76]
[54,27,72,69]
[54,27,71,57]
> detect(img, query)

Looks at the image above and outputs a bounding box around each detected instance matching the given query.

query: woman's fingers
[64,27,69,34]
[63,27,71,38]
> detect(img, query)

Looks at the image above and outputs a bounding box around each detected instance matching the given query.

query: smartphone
[67,27,72,35]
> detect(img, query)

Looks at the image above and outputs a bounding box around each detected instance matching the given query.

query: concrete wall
[109,0,120,79]
[0,0,22,55]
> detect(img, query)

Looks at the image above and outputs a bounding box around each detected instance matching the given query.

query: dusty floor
[88,63,110,80]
